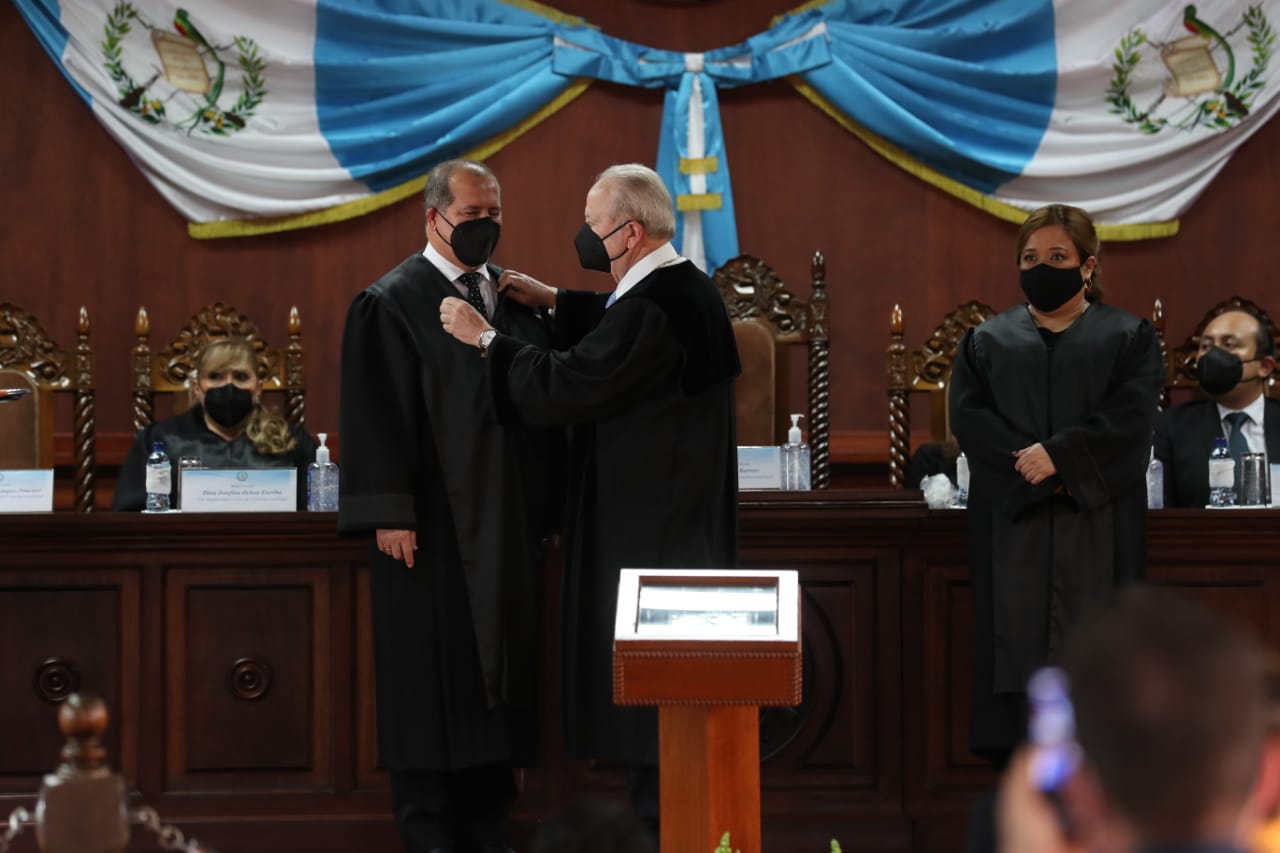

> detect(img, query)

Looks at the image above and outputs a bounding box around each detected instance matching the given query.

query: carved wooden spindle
[36,693,130,853]
[1153,298,1170,412]
[74,307,95,512]
[56,693,109,773]
[286,305,305,428]
[132,307,154,432]
[887,304,909,488]
[807,251,830,489]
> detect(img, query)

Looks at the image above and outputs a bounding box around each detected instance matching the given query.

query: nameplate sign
[0,470,54,512]
[179,468,297,512]
[737,446,782,490]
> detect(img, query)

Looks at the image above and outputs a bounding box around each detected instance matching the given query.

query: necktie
[1225,411,1250,485]
[605,291,618,308]
[459,272,487,319]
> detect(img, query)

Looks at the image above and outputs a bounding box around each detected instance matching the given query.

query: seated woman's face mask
[203,383,256,427]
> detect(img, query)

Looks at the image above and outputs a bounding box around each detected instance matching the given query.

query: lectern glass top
[615,569,799,644]
[635,581,778,636]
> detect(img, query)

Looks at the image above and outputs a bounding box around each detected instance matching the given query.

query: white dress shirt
[423,243,496,317]
[1217,393,1268,461]
[606,242,684,307]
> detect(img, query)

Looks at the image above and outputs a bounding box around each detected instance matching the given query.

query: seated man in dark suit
[1155,308,1277,506]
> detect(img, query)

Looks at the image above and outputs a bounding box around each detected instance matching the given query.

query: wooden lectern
[613,569,802,853]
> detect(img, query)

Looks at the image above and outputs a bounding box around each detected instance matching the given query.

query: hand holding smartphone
[1027,667,1082,838]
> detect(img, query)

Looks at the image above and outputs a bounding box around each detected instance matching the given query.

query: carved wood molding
[157,302,270,387]
[713,254,809,338]
[886,300,995,488]
[908,300,995,391]
[0,303,77,389]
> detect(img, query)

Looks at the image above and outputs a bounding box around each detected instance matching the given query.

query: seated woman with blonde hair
[113,337,317,511]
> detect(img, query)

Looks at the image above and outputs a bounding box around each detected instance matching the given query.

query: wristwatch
[478,328,497,354]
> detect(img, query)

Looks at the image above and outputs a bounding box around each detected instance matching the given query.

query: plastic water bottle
[955,452,970,508]
[1145,448,1164,509]
[1208,436,1235,507]
[307,432,340,511]
[144,441,171,512]
[781,413,811,491]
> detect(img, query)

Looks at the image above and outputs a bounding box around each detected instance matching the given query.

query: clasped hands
[439,270,557,347]
[1014,442,1057,486]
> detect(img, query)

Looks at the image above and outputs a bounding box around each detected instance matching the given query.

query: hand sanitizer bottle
[307,433,340,511]
[782,413,811,491]
[955,452,970,508]
[1146,448,1164,509]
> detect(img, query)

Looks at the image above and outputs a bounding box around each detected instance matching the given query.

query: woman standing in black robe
[949,205,1165,764]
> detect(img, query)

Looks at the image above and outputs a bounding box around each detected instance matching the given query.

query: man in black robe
[950,300,1164,763]
[338,160,556,853]
[1155,308,1278,507]
[440,163,740,829]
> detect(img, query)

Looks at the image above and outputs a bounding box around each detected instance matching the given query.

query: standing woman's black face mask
[1019,263,1086,313]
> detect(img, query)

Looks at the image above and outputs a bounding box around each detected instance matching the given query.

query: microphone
[0,388,33,403]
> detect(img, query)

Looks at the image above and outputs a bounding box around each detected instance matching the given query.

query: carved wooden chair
[1162,295,1279,405]
[712,252,830,489]
[132,302,304,431]
[0,303,95,511]
[886,300,996,488]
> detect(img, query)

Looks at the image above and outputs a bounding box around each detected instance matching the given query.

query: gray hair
[423,159,498,213]
[595,164,676,240]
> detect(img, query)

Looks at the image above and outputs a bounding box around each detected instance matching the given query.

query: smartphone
[1027,667,1081,836]
[0,388,33,402]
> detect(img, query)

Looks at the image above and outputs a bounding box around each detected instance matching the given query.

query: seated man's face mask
[1195,346,1260,396]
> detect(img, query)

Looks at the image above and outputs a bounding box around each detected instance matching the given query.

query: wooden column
[660,704,761,853]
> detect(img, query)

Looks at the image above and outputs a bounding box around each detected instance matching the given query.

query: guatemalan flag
[14,0,1280,259]
[13,0,591,238]
[796,0,1280,239]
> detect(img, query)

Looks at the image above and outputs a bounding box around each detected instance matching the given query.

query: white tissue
[920,473,959,509]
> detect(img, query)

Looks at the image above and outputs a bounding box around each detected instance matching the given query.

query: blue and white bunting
[14,0,1280,250]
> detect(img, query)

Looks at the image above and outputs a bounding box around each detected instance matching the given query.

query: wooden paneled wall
[4,0,1279,474]
[4,502,1279,852]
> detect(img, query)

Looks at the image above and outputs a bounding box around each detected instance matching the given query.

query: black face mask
[1019,263,1086,312]
[203,384,256,428]
[574,220,631,272]
[1196,347,1259,397]
[437,213,500,268]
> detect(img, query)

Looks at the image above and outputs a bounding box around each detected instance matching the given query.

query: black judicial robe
[1154,397,1280,507]
[337,254,557,771]
[486,260,740,765]
[949,303,1164,757]
[112,406,316,511]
